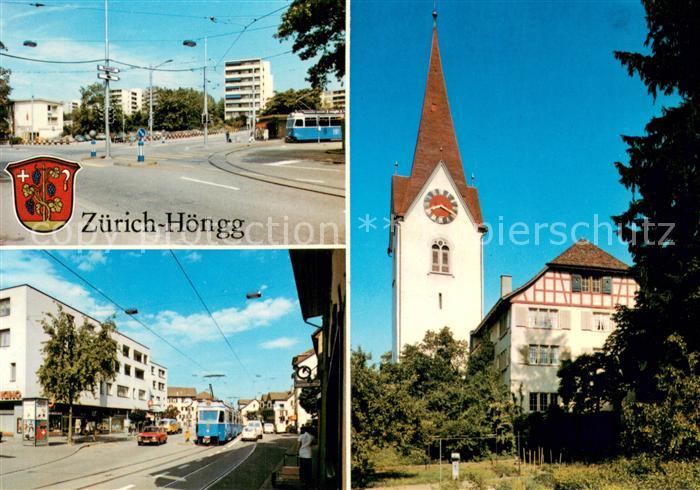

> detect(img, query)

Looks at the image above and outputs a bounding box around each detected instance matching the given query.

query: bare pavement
[0,132,345,246]
[0,432,297,490]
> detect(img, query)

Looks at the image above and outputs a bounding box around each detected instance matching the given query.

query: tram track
[30,444,216,490]
[207,148,345,198]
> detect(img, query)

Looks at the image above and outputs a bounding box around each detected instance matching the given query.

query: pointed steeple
[391,18,483,227]
[409,24,467,191]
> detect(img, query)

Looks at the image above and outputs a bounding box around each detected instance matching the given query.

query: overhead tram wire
[0,52,103,64]
[42,250,207,371]
[169,251,251,378]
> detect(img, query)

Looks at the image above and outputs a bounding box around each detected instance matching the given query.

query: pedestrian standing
[298,426,315,487]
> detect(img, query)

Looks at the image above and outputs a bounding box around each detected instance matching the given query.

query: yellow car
[158,418,181,434]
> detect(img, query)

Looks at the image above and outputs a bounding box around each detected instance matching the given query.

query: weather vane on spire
[433,0,438,27]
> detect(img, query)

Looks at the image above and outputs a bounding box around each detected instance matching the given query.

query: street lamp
[246,291,262,300]
[124,308,138,315]
[148,58,173,144]
[183,38,208,149]
[23,40,37,143]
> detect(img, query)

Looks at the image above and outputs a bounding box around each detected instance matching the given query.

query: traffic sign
[137,128,146,139]
[97,65,120,73]
[98,73,120,81]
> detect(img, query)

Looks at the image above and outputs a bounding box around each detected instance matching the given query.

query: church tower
[389,13,487,360]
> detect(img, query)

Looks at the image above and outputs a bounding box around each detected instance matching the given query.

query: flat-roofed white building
[471,240,638,413]
[110,88,143,116]
[224,58,273,122]
[0,284,168,437]
[12,99,64,141]
[321,89,346,110]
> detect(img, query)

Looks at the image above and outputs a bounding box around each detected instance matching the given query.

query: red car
[137,426,168,446]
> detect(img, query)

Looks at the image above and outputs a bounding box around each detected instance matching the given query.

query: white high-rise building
[0,284,168,436]
[389,23,486,360]
[223,58,273,121]
[110,88,143,116]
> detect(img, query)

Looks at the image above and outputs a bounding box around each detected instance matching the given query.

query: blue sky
[0,249,314,402]
[350,0,667,357]
[1,0,342,102]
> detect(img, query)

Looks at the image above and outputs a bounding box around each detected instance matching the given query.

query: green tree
[162,405,180,420]
[557,0,700,459]
[299,384,320,419]
[277,0,345,89]
[0,67,11,138]
[261,88,321,116]
[153,88,215,131]
[351,329,516,486]
[129,409,148,430]
[557,352,625,413]
[37,305,118,444]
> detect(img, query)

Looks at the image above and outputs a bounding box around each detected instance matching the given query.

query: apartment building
[110,88,143,116]
[260,391,294,432]
[0,284,168,436]
[223,58,273,121]
[166,387,197,428]
[12,99,64,140]
[320,89,346,110]
[470,240,638,413]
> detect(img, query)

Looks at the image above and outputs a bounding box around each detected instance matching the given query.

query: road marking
[180,176,240,190]
[154,474,185,482]
[264,159,302,166]
[177,464,190,469]
[115,485,135,490]
[294,178,325,184]
[290,165,342,172]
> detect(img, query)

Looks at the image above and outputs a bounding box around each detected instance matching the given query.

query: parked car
[158,418,181,434]
[263,423,275,434]
[95,133,106,140]
[241,425,258,441]
[137,426,167,445]
[246,420,263,439]
[74,134,85,142]
[114,131,126,143]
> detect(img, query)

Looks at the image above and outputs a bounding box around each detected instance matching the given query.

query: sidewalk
[0,433,132,474]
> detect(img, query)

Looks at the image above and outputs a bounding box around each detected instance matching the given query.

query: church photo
[350,0,697,487]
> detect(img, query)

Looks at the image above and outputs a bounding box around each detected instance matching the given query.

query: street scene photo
[351,1,699,489]
[0,248,347,489]
[0,0,346,246]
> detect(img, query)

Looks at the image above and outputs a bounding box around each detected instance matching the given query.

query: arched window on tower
[431,240,450,273]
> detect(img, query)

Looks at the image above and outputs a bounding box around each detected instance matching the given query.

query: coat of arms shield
[5,155,81,233]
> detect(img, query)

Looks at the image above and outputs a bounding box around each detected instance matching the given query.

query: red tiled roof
[391,27,483,226]
[167,387,196,397]
[548,240,629,271]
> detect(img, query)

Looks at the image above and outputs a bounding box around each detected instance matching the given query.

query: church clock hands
[423,189,458,224]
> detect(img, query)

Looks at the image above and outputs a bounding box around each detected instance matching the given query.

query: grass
[364,457,700,489]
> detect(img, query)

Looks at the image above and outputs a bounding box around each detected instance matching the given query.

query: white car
[241,425,258,441]
[246,420,263,439]
[263,423,275,434]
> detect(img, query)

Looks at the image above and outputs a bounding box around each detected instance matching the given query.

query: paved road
[0,432,296,489]
[0,134,345,246]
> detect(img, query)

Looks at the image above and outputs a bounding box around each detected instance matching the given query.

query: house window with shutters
[527,308,558,329]
[431,240,450,274]
[572,274,613,294]
[528,345,560,366]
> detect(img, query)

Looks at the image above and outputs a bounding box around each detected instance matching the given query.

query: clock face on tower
[423,189,458,224]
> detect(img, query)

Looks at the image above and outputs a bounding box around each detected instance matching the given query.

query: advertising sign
[22,398,49,446]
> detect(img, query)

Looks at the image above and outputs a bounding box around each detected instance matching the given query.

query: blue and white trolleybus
[285,110,344,142]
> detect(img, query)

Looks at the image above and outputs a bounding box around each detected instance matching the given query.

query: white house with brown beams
[237,398,260,424]
[470,240,638,413]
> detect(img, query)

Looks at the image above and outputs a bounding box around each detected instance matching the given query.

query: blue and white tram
[285,110,344,142]
[196,400,242,445]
